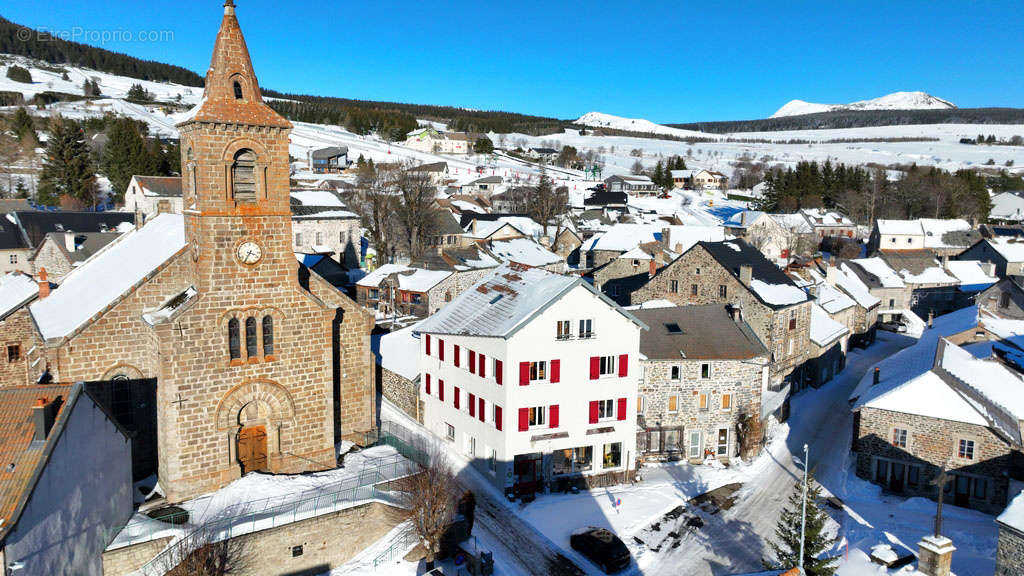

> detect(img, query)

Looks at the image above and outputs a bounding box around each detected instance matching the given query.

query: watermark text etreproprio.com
[17,26,175,45]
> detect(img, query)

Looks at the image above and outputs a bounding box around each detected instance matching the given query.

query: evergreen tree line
[99,116,179,202]
[648,155,687,189]
[756,160,994,223]
[671,107,1024,134]
[0,17,204,86]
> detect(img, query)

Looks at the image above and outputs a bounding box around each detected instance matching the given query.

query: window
[688,431,702,459]
[1001,292,1011,309]
[637,395,645,414]
[553,446,593,475]
[231,149,257,202]
[315,232,323,245]
[695,267,701,275]
[719,285,727,298]
[888,298,895,308]
[530,361,547,381]
[632,259,641,267]
[602,442,622,469]
[8,254,16,264]
[228,318,241,360]
[698,393,708,411]
[958,439,975,460]
[787,339,794,356]
[233,80,243,99]
[690,284,698,297]
[598,355,617,376]
[7,344,21,363]
[528,406,546,427]
[466,435,476,457]
[892,428,908,448]
[597,399,615,420]
[339,231,346,243]
[701,363,711,378]
[294,233,303,246]
[670,280,679,293]
[670,365,681,380]
[665,323,682,334]
[556,320,571,340]
[721,393,732,411]
[368,288,379,300]
[262,316,274,356]
[445,291,452,302]
[717,428,729,456]
[489,448,497,472]
[446,423,455,441]
[245,317,258,358]
[579,319,594,338]
[788,314,797,330]
[668,395,678,413]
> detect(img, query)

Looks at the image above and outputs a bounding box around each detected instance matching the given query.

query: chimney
[660,227,671,251]
[808,284,820,299]
[981,262,996,277]
[933,338,947,368]
[873,366,880,385]
[648,258,657,279]
[32,397,57,442]
[739,265,753,286]
[37,268,50,299]
[64,232,77,252]
[917,535,955,576]
[730,304,742,323]
[825,262,840,285]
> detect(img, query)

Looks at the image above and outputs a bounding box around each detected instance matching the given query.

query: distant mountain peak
[575,111,708,138]
[771,91,956,118]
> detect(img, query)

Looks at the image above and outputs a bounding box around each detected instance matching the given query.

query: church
[3,0,376,502]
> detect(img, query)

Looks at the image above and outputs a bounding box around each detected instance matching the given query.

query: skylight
[665,322,682,334]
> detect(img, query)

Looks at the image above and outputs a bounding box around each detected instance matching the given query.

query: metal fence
[372,524,418,569]
[117,420,429,576]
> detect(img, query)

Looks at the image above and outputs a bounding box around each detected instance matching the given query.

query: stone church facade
[5,1,375,503]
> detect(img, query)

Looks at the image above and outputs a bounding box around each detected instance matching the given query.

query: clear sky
[3,0,1022,123]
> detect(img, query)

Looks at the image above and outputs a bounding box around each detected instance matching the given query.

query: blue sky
[3,0,1022,122]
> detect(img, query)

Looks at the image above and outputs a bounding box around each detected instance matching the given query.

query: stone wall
[592,258,653,306]
[102,537,174,576]
[32,237,74,281]
[380,367,420,423]
[631,245,810,385]
[996,525,1024,576]
[0,248,33,276]
[855,406,1017,514]
[585,249,622,269]
[0,306,36,387]
[639,356,765,461]
[292,216,361,268]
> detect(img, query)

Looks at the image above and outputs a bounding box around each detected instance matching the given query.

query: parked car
[878,320,907,333]
[570,527,631,573]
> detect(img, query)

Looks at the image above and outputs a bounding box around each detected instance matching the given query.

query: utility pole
[799,443,809,574]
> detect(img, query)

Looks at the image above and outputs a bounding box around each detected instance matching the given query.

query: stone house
[589,245,665,306]
[406,161,450,185]
[0,383,132,576]
[4,3,377,503]
[123,175,183,224]
[290,190,361,268]
[996,492,1024,576]
[631,305,769,463]
[604,174,660,196]
[842,258,913,323]
[30,232,122,283]
[0,214,32,276]
[356,263,455,318]
[853,339,1024,514]
[805,302,850,389]
[976,277,1024,319]
[824,263,880,346]
[959,237,1024,279]
[2,211,135,277]
[869,218,979,257]
[632,239,812,390]
[877,251,964,318]
[374,324,422,423]
[551,226,583,264]
[0,272,39,387]
[724,210,792,264]
[799,208,856,239]
[581,223,726,270]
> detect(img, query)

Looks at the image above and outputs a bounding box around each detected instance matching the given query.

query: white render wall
[879,233,925,251]
[419,284,641,490]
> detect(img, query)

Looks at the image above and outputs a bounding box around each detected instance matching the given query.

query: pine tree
[126,83,152,103]
[101,117,155,203]
[765,474,840,576]
[37,117,97,207]
[11,107,35,143]
[6,65,32,83]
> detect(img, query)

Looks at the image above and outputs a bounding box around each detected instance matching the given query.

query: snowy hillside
[575,111,711,139]
[771,91,957,118]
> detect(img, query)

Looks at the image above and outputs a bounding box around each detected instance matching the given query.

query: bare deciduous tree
[527,165,568,235]
[396,442,457,570]
[396,162,442,261]
[165,526,250,576]
[352,160,401,264]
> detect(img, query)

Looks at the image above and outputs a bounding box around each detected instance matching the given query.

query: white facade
[418,282,642,493]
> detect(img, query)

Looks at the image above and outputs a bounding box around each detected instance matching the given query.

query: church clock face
[236,241,263,265]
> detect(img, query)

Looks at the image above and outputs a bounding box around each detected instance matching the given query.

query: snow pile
[771,91,956,118]
[30,213,186,340]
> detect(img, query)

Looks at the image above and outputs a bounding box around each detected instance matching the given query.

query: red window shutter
[425,374,431,395]
[439,380,445,402]
[469,350,477,374]
[519,362,530,386]
[439,339,445,362]
[589,400,599,424]
[550,405,559,428]
[618,354,628,377]
[454,345,461,367]
[495,405,503,431]
[478,398,485,422]
[426,334,431,356]
[479,354,486,378]
[468,393,475,417]
[454,386,461,409]
[551,359,561,383]
[496,360,503,385]
[617,397,627,421]
[518,408,529,431]
[590,357,600,380]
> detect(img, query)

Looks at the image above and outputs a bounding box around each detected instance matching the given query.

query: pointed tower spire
[180,0,290,128]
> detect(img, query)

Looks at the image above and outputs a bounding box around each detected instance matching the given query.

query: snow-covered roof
[876,219,923,235]
[414,264,642,338]
[373,322,421,381]
[0,272,37,319]
[832,265,880,309]
[898,264,958,285]
[945,260,997,288]
[920,218,972,248]
[861,370,988,426]
[618,247,653,261]
[290,190,345,207]
[990,192,1024,223]
[998,490,1024,533]
[583,223,725,253]
[849,257,905,288]
[770,213,812,234]
[487,238,562,268]
[987,237,1024,263]
[940,341,1024,422]
[724,210,766,229]
[809,303,849,346]
[355,264,451,292]
[30,213,186,341]
[799,208,853,226]
[750,279,807,306]
[814,281,856,314]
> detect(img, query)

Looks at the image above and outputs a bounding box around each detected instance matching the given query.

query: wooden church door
[237,425,267,474]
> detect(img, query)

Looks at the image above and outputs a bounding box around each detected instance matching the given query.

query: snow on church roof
[30,214,186,341]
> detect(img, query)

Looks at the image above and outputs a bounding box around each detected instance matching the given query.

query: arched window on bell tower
[262,316,274,356]
[233,80,244,100]
[231,149,257,202]
[245,317,258,358]
[228,318,241,360]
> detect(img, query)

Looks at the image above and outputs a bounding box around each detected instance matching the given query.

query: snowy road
[641,333,915,576]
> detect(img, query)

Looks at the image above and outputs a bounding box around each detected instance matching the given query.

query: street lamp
[799,443,809,574]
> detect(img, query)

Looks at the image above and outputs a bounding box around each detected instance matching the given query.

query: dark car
[570,527,631,573]
[878,320,907,333]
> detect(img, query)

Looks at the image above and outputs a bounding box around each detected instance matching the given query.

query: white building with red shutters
[414,264,646,496]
